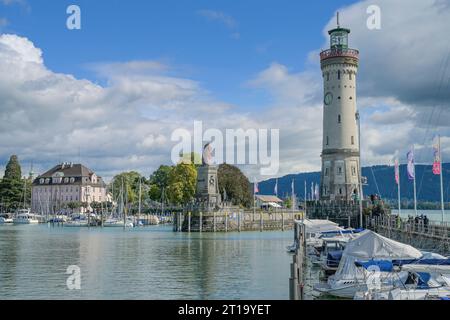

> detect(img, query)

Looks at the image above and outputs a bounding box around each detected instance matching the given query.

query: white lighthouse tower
[320,14,361,201]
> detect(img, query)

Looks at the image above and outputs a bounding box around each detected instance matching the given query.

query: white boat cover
[297,219,342,233]
[332,230,422,281]
[401,264,450,274]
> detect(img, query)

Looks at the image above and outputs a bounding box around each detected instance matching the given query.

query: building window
[70,177,75,183]
[326,73,330,81]
[351,136,355,145]
[325,168,329,176]
[326,136,329,145]
[40,178,44,184]
[338,167,342,175]
[349,73,352,80]
[339,188,343,195]
[352,166,356,176]
[349,96,353,100]
[338,115,341,123]
[337,70,341,80]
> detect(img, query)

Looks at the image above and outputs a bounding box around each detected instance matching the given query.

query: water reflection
[0,225,292,300]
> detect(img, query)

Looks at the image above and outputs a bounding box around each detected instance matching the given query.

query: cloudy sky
[0,0,449,182]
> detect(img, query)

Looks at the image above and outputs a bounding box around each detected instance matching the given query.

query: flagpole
[439,135,445,223]
[304,180,307,220]
[292,179,295,217]
[397,158,401,217]
[412,144,418,217]
[253,179,256,221]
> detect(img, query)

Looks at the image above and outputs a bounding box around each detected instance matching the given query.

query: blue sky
[1,0,357,110]
[1,0,449,181]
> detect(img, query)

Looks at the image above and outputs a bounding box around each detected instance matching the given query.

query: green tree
[148,165,173,201]
[218,164,252,208]
[110,171,142,204]
[166,163,197,205]
[285,197,293,209]
[67,201,81,214]
[0,155,25,210]
[4,155,21,180]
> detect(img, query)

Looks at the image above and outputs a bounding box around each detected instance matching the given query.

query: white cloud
[197,9,240,39]
[1,0,450,183]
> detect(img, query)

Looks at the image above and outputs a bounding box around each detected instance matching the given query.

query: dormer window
[40,178,44,184]
[70,177,75,183]
[64,178,69,183]
[45,178,50,184]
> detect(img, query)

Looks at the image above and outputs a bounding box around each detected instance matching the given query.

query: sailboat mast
[412,144,418,217]
[138,177,142,225]
[439,135,445,223]
[397,159,401,217]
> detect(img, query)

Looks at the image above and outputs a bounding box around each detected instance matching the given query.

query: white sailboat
[104,178,133,228]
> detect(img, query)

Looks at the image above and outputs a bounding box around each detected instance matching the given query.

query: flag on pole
[274,179,278,195]
[254,181,259,194]
[394,159,400,185]
[314,183,320,200]
[311,182,314,201]
[407,149,415,180]
[291,180,294,195]
[433,137,441,175]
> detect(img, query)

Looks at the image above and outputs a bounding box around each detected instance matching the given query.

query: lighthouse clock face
[324,92,333,106]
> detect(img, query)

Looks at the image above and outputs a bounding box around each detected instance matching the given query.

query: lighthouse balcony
[320,48,359,61]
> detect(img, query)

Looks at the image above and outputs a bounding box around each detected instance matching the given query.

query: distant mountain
[258,163,450,202]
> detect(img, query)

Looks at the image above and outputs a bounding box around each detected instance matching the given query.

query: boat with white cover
[314,230,424,299]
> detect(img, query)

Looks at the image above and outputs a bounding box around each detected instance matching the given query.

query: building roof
[38,163,93,178]
[255,195,283,203]
[32,163,106,187]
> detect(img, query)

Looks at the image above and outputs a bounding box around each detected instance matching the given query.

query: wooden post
[225,213,228,233]
[188,211,191,233]
[289,255,299,300]
[238,211,241,232]
[260,212,263,232]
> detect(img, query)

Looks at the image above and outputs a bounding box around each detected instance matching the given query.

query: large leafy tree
[218,164,252,208]
[110,171,143,204]
[148,165,172,201]
[166,163,197,205]
[0,155,25,210]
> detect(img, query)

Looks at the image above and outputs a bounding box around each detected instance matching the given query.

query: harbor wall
[173,210,303,232]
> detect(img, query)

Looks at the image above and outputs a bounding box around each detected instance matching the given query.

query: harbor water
[0,224,293,300]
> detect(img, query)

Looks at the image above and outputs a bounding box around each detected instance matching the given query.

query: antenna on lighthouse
[337,11,340,27]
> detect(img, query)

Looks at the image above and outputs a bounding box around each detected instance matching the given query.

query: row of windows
[324,166,357,177]
[326,136,355,145]
[40,177,76,184]
[33,194,103,201]
[325,71,353,81]
[36,187,102,194]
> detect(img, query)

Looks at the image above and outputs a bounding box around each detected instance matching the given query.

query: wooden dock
[289,222,306,300]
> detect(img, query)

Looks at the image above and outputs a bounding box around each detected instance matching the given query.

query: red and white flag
[432,137,441,175]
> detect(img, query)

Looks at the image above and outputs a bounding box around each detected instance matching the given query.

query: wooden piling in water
[225,213,228,233]
[188,211,191,233]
